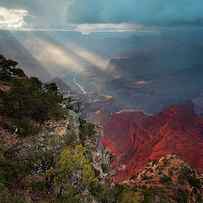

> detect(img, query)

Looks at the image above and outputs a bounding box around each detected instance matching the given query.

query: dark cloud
[1,0,203,26]
[66,0,203,25]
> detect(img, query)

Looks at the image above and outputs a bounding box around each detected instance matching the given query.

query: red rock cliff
[101,103,203,182]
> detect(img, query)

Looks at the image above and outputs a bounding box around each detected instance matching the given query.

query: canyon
[101,102,203,182]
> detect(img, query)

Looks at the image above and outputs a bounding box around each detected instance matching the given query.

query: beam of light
[0,7,28,29]
[67,43,115,71]
[33,40,85,74]
[16,34,85,76]
[70,44,108,70]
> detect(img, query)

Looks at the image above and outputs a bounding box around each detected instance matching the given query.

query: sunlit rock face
[101,102,203,182]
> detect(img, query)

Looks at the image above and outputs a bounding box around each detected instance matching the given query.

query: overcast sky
[0,0,203,30]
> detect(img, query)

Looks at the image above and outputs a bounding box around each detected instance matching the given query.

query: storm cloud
[1,0,203,27]
[66,0,203,25]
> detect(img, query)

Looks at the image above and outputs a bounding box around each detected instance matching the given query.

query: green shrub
[56,195,82,203]
[180,166,201,188]
[187,176,201,188]
[0,188,27,203]
[79,118,96,141]
[160,174,172,184]
[143,189,155,203]
[89,183,123,203]
[55,145,97,188]
[177,190,188,203]
[0,56,67,136]
[7,118,40,137]
[119,191,142,203]
[31,180,47,192]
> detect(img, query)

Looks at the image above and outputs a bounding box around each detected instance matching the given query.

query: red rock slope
[101,103,203,182]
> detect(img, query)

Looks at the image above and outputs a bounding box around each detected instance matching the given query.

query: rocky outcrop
[101,103,203,182]
[130,155,203,203]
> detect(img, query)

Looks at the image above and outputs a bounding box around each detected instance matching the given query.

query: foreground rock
[129,155,202,203]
